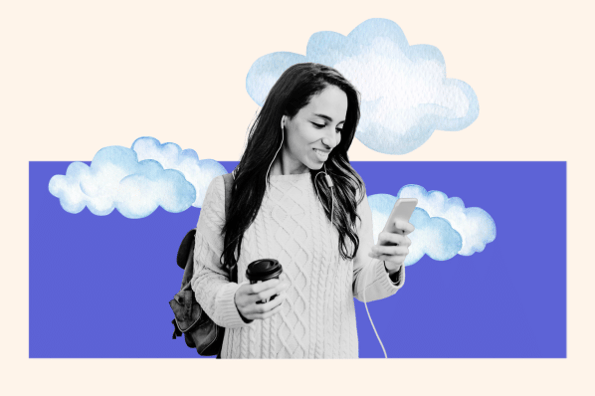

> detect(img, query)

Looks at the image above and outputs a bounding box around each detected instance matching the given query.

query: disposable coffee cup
[246,259,283,304]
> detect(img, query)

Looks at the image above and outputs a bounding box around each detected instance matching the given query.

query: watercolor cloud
[246,18,479,155]
[48,137,227,219]
[369,185,496,266]
[131,137,227,207]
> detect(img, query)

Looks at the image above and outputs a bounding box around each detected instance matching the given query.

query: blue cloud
[246,18,479,155]
[369,194,463,266]
[368,185,496,265]
[396,184,496,256]
[131,137,227,207]
[49,137,227,219]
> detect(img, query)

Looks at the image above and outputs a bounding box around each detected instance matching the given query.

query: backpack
[169,172,236,356]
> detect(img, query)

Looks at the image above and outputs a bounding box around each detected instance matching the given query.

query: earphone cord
[316,170,386,358]
[314,169,335,272]
[269,125,385,355]
[266,126,285,182]
[314,171,333,226]
[363,257,388,358]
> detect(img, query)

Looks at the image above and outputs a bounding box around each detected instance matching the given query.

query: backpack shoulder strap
[221,172,237,282]
[222,173,233,215]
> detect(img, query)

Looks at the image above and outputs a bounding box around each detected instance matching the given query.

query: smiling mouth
[313,148,330,161]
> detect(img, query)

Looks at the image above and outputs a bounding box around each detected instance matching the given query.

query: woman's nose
[322,130,338,149]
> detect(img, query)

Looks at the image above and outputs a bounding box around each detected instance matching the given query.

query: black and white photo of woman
[191,63,414,358]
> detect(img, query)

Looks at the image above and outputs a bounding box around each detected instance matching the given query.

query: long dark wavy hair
[221,63,365,271]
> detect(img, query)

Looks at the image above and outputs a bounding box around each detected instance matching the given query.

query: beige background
[2,0,593,394]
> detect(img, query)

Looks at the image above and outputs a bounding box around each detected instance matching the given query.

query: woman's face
[281,84,348,174]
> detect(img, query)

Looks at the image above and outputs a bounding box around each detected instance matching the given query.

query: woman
[191,63,414,358]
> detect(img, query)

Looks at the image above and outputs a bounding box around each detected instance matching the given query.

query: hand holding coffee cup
[246,259,284,302]
[234,259,288,321]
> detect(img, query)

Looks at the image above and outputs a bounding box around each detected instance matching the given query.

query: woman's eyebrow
[313,113,345,124]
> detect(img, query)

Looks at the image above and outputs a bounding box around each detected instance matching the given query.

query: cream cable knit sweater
[191,172,405,358]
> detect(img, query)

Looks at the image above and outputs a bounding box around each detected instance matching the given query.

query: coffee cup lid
[246,259,283,280]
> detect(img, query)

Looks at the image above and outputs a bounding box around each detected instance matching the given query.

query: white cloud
[397,184,496,255]
[369,193,463,266]
[131,137,227,207]
[246,18,479,155]
[49,137,227,218]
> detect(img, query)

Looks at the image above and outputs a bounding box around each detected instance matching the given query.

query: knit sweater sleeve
[190,175,251,329]
[352,188,406,302]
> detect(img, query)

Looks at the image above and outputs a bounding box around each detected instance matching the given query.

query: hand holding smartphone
[365,198,417,359]
[381,198,417,242]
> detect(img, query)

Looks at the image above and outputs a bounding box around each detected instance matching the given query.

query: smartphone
[381,198,418,243]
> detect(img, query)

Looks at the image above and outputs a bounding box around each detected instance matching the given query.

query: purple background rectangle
[29,161,566,358]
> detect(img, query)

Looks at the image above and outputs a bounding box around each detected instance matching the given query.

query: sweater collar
[268,171,311,182]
